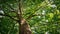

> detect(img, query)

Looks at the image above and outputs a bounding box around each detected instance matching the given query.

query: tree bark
[19,19,32,34]
[18,0,32,34]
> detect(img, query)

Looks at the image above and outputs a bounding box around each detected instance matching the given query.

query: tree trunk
[18,0,32,34]
[19,19,32,34]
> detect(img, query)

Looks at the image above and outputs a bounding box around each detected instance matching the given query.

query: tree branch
[26,6,42,20]
[26,1,46,20]
[0,14,18,22]
[5,3,18,14]
[6,3,15,11]
[26,14,42,20]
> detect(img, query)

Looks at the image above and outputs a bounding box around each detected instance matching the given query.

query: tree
[0,0,32,34]
[0,0,60,34]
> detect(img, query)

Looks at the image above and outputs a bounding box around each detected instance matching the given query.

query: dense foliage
[0,0,60,34]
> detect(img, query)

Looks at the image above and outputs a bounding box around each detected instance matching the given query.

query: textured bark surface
[19,19,32,34]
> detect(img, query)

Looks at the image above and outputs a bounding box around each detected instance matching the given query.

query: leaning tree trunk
[18,0,32,34]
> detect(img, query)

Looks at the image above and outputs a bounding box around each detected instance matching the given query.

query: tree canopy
[0,0,60,34]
